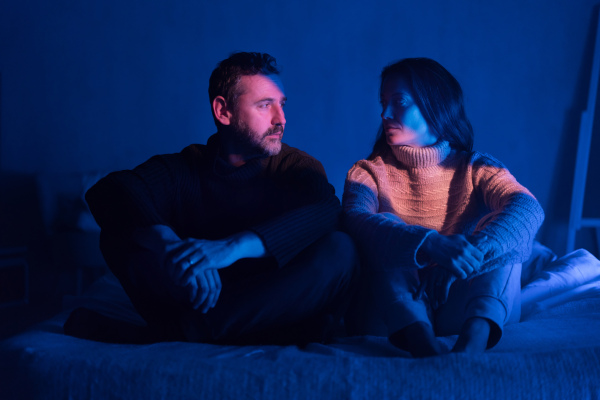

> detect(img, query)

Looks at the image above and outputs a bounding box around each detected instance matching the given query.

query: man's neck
[217,132,259,167]
[224,153,247,167]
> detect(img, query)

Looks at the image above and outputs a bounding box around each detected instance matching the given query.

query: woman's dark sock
[389,321,444,357]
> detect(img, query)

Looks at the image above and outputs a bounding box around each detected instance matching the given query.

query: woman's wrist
[417,231,438,266]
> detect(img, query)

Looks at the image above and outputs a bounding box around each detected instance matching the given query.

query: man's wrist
[228,231,267,260]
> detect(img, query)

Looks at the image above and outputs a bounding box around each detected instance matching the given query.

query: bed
[1,243,599,399]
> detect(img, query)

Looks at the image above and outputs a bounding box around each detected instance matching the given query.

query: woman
[342,58,544,357]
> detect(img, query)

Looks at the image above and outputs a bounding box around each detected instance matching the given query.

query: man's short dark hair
[208,52,280,111]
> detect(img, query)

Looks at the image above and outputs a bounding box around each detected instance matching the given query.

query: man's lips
[266,128,283,138]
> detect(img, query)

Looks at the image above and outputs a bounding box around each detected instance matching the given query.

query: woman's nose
[381,104,393,120]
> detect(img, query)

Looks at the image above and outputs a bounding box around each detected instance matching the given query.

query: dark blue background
[1,0,599,260]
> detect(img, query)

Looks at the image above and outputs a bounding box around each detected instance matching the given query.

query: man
[64,52,358,345]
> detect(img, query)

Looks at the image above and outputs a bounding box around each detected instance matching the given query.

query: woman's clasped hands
[416,232,492,309]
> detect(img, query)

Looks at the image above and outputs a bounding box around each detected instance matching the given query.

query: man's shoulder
[176,133,220,165]
[161,143,214,167]
[127,144,213,179]
[180,143,211,159]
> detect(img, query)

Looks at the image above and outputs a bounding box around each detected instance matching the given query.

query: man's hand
[133,225,266,313]
[171,233,267,313]
[163,237,236,313]
[421,232,487,279]
[416,266,456,310]
[168,237,240,283]
[184,269,222,313]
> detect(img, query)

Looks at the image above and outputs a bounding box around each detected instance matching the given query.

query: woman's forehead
[381,75,411,96]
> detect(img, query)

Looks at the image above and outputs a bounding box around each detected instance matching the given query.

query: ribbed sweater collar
[207,133,267,181]
[390,141,451,168]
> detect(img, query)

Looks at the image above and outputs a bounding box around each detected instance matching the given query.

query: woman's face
[380,75,437,147]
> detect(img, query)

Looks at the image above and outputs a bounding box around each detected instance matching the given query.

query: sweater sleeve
[249,151,342,267]
[85,154,179,234]
[342,162,435,271]
[471,154,545,271]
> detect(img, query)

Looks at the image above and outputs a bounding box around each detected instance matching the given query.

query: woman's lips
[384,126,402,134]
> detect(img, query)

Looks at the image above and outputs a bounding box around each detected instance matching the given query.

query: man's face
[229,74,287,157]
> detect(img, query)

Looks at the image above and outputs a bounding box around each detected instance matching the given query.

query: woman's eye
[381,98,407,109]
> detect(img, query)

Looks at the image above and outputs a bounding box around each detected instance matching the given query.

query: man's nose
[272,105,286,126]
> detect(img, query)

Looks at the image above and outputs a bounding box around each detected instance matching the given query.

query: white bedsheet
[1,246,600,399]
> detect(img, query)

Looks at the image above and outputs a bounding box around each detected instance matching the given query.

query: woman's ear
[212,96,233,126]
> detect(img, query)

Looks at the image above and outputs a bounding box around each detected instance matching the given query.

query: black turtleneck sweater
[86,134,341,267]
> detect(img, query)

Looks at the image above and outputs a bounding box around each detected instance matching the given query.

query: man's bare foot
[389,321,444,358]
[452,317,491,354]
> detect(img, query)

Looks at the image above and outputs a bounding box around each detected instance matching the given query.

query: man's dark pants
[100,231,359,345]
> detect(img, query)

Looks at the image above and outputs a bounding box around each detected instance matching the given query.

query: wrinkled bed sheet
[1,245,599,399]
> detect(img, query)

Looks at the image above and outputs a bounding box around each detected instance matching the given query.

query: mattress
[1,246,599,399]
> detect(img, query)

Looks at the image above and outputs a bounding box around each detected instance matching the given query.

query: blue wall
[1,0,599,256]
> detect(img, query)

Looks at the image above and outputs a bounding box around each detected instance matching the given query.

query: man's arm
[133,224,266,274]
[249,151,342,267]
[133,224,267,312]
[85,154,179,234]
[86,153,229,312]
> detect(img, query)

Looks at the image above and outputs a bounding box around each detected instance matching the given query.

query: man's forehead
[238,74,285,97]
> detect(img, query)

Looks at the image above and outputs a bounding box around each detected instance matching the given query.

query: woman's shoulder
[454,149,507,170]
[353,155,387,168]
[347,155,389,177]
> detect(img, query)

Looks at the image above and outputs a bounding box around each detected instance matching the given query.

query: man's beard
[230,118,283,157]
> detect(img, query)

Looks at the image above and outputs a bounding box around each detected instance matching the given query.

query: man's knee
[309,231,359,281]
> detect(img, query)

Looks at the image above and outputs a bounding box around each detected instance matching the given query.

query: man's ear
[212,96,233,126]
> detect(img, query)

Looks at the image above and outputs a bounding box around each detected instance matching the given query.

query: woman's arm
[342,163,435,271]
[471,154,545,270]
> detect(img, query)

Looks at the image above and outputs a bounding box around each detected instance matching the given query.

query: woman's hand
[416,266,456,310]
[421,232,487,278]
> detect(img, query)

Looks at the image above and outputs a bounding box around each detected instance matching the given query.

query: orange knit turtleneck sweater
[342,141,545,274]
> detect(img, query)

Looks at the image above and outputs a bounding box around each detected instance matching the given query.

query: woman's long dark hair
[369,58,474,160]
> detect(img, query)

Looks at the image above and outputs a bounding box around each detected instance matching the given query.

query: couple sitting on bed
[64,52,544,358]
